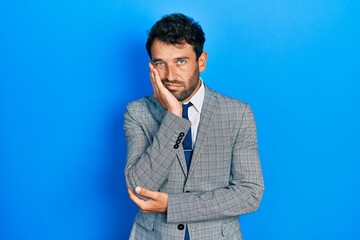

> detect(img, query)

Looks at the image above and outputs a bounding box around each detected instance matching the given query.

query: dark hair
[146,13,205,60]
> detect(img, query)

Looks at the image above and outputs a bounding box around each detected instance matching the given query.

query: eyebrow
[175,57,190,60]
[151,58,163,63]
[151,56,191,63]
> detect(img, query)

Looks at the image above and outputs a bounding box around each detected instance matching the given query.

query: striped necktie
[182,102,193,170]
[182,102,193,240]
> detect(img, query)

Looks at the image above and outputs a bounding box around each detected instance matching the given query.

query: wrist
[169,106,182,117]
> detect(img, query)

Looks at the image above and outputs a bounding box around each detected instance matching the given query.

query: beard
[162,68,200,102]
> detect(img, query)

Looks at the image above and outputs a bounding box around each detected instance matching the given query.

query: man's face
[150,39,207,102]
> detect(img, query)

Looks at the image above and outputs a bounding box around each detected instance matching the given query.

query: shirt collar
[185,78,205,113]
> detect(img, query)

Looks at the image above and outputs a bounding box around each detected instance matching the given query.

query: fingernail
[135,187,141,193]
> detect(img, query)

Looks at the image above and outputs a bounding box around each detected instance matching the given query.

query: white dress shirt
[183,79,205,147]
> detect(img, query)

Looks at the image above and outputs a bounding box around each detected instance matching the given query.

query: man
[124,13,264,240]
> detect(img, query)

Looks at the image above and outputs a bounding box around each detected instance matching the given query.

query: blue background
[1,1,359,239]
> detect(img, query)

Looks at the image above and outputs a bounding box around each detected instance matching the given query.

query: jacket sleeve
[166,104,264,223]
[124,102,191,193]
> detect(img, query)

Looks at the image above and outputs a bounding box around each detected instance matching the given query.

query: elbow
[249,183,264,213]
[240,181,264,214]
[252,186,264,212]
[124,166,137,192]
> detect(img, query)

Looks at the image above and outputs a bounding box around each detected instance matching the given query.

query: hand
[127,186,169,213]
[149,63,182,117]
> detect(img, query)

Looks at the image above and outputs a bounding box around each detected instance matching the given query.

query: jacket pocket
[221,220,240,237]
[135,212,155,231]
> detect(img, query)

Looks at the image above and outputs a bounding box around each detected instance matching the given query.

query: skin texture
[127,39,207,213]
[127,186,169,213]
[150,39,207,117]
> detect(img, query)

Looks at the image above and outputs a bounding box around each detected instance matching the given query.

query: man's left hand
[127,186,169,213]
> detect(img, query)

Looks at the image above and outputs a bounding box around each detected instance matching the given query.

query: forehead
[151,39,196,60]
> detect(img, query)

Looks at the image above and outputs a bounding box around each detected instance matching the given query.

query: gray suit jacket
[124,85,264,240]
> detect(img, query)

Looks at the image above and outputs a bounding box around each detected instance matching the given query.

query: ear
[198,51,208,72]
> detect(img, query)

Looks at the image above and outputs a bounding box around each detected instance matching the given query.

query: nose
[165,65,176,80]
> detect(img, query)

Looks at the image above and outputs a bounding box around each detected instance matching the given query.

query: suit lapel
[187,86,217,178]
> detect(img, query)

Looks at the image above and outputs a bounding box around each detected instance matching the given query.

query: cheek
[156,68,167,79]
[179,65,196,77]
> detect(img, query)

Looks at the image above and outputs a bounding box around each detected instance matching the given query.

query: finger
[128,187,147,209]
[148,63,162,89]
[149,63,155,85]
[149,63,160,97]
[152,66,165,91]
[135,186,157,199]
[128,187,144,203]
[127,187,137,201]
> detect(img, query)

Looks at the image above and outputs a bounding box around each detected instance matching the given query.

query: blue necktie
[182,103,193,170]
[182,102,192,240]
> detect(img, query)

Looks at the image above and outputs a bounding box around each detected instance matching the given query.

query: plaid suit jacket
[124,85,264,240]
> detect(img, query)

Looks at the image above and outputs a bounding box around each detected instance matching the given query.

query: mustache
[161,79,183,85]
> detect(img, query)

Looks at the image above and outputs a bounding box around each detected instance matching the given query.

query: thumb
[135,186,154,198]
[135,186,142,194]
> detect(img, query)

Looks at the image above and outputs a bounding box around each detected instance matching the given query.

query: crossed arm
[124,64,264,220]
[125,63,183,213]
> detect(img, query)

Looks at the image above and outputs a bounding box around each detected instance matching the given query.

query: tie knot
[182,102,192,119]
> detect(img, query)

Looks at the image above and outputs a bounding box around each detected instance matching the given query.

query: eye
[153,61,165,68]
[177,59,186,65]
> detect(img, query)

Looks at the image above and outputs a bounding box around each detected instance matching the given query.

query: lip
[163,82,182,90]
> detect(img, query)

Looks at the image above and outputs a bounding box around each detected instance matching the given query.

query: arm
[129,105,264,221]
[166,104,264,222]
[124,63,188,193]
[124,104,190,193]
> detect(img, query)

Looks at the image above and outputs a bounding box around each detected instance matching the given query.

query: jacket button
[176,140,181,144]
[174,144,179,149]
[179,132,185,137]
[177,224,185,230]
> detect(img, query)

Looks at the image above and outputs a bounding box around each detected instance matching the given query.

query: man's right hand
[149,63,182,117]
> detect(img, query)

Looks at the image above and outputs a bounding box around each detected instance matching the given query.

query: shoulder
[124,95,163,124]
[125,95,157,113]
[205,86,250,113]
[205,86,256,132]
